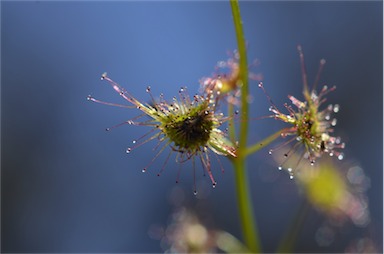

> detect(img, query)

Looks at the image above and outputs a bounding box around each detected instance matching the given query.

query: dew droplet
[258,82,263,88]
[333,104,340,113]
[142,168,146,173]
[87,95,92,101]
[338,153,344,160]
[235,110,239,115]
[106,127,110,131]
[268,150,273,155]
[331,118,337,126]
[126,148,132,153]
[278,166,283,170]
[146,86,151,92]
[287,167,293,172]
[289,175,294,179]
[212,182,217,188]
[193,190,198,195]
[132,140,137,144]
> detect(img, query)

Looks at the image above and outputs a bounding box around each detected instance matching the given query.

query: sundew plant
[88,1,377,253]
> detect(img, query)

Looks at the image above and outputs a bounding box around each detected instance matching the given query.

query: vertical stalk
[230,0,261,252]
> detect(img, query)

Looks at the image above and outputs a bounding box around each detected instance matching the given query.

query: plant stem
[245,129,285,157]
[276,199,311,253]
[233,157,261,253]
[230,0,261,252]
[230,0,249,148]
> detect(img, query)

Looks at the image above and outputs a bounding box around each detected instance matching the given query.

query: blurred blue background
[1,1,382,252]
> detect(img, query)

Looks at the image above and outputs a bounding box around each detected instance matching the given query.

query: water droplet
[212,182,217,188]
[331,118,337,126]
[289,175,294,179]
[193,190,198,195]
[310,160,315,166]
[278,166,283,170]
[126,148,132,153]
[132,140,137,144]
[127,120,134,125]
[87,95,92,101]
[284,153,288,157]
[338,153,344,160]
[105,128,110,131]
[258,82,263,88]
[146,86,151,92]
[119,92,124,95]
[287,168,293,172]
[268,150,273,155]
[101,72,107,80]
[142,168,146,173]
[235,110,239,115]
[333,104,340,113]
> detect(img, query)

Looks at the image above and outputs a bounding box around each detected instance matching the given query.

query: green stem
[245,129,285,157]
[230,0,261,252]
[233,157,261,253]
[228,103,237,143]
[276,199,311,253]
[230,0,249,148]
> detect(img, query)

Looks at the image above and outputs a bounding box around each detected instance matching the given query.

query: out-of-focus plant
[88,1,376,253]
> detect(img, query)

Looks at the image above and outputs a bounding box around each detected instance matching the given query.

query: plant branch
[245,129,284,157]
[230,0,261,252]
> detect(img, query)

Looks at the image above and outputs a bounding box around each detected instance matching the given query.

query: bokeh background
[1,1,382,253]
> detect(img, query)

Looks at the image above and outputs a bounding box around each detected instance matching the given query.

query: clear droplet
[287,168,293,172]
[258,82,263,88]
[87,95,92,101]
[333,104,340,113]
[146,86,151,92]
[289,175,294,179]
[126,148,132,153]
[338,153,344,160]
[132,140,137,144]
[278,166,283,170]
[193,190,198,195]
[105,128,110,131]
[331,118,337,126]
[142,168,146,173]
[268,150,273,155]
[212,182,217,188]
